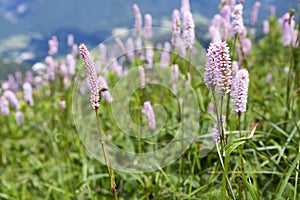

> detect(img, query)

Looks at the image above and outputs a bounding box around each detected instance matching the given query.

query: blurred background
[0,0,298,78]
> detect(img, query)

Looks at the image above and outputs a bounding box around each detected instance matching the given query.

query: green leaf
[245,178,260,200]
[275,151,300,199]
[225,140,246,156]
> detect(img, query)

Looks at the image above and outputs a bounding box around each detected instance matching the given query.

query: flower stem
[95,108,118,200]
[238,113,247,200]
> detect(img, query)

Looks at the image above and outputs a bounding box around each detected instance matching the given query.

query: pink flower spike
[144,13,152,40]
[251,1,261,26]
[181,0,190,15]
[48,36,59,56]
[67,34,74,47]
[205,41,232,95]
[172,9,181,47]
[16,111,24,126]
[0,96,9,116]
[133,4,142,34]
[146,45,154,69]
[138,66,145,89]
[79,43,100,109]
[98,76,109,90]
[231,69,249,114]
[270,5,276,17]
[101,91,113,103]
[3,90,20,110]
[263,20,269,34]
[279,12,295,46]
[183,11,195,50]
[142,101,156,130]
[23,82,34,106]
[231,4,244,35]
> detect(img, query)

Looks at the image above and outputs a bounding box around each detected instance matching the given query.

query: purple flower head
[146,45,154,69]
[3,90,19,110]
[98,74,115,102]
[144,13,152,40]
[231,69,249,114]
[241,38,252,55]
[67,34,74,47]
[205,41,232,95]
[279,12,295,46]
[79,43,100,109]
[101,90,113,103]
[142,101,156,130]
[209,26,221,43]
[138,66,145,89]
[251,1,261,26]
[221,5,231,24]
[15,71,23,86]
[98,43,107,64]
[181,0,190,15]
[209,14,222,43]
[207,102,214,114]
[16,111,24,126]
[183,11,195,50]
[25,71,33,84]
[66,54,76,77]
[59,100,66,110]
[7,74,18,92]
[232,61,239,72]
[172,9,181,47]
[48,36,59,56]
[110,60,123,78]
[205,43,220,90]
[263,20,269,34]
[217,41,232,95]
[115,37,127,57]
[270,5,276,17]
[250,28,256,38]
[222,5,231,24]
[231,3,244,35]
[72,44,78,57]
[265,73,272,84]
[224,0,236,8]
[0,96,9,116]
[125,38,135,61]
[133,4,142,34]
[23,82,34,106]
[135,36,143,54]
[98,76,109,91]
[45,56,56,81]
[161,42,171,67]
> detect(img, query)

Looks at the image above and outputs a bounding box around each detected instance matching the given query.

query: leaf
[275,151,300,199]
[245,178,260,200]
[224,140,246,156]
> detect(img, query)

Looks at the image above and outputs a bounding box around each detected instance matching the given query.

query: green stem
[238,113,247,200]
[220,96,225,145]
[212,91,223,152]
[95,109,118,200]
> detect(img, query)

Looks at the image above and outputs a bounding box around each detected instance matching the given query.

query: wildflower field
[0,0,300,199]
